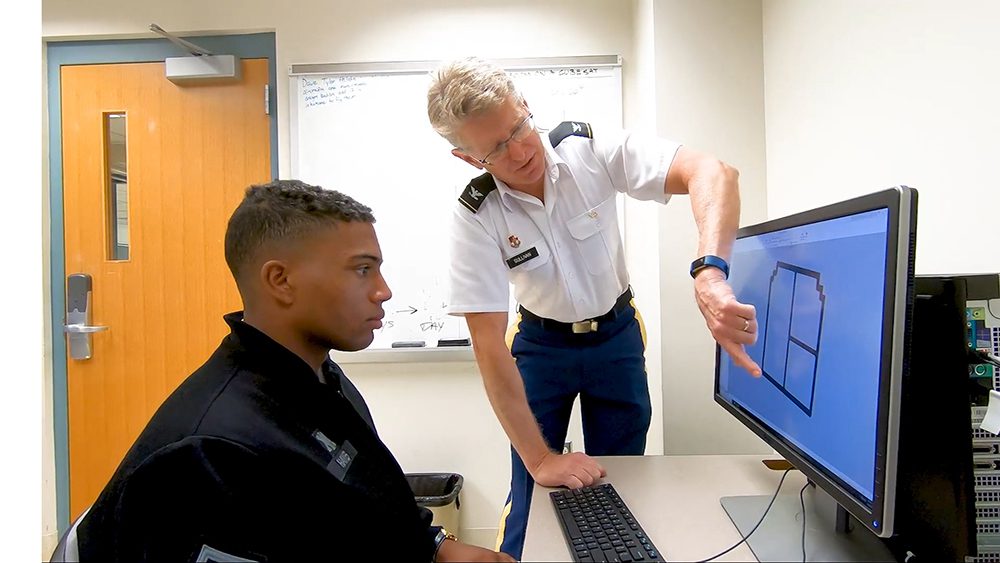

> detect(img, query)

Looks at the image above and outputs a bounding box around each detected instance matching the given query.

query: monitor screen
[715,187,917,538]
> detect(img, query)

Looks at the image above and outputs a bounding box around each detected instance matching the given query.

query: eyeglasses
[476,113,534,166]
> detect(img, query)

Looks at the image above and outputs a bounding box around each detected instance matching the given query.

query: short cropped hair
[224,180,375,282]
[427,56,522,148]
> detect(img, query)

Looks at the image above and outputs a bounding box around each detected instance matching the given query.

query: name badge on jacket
[506,247,539,269]
[312,429,357,481]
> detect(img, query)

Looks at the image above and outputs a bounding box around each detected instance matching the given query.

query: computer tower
[884,275,997,562]
[962,275,1000,562]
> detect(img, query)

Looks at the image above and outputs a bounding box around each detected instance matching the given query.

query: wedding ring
[742,318,750,332]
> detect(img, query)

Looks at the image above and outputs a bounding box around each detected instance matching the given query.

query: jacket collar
[222,311,342,391]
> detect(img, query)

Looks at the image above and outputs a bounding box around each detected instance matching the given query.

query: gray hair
[426,56,522,148]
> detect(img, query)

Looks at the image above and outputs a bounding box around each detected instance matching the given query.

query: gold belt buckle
[571,320,599,334]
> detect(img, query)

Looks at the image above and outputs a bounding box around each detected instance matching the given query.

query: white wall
[650,0,772,454]
[8,3,42,562]
[762,0,1000,276]
[42,0,642,549]
[622,0,665,456]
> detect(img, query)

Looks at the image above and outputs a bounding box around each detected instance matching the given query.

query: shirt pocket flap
[566,196,616,240]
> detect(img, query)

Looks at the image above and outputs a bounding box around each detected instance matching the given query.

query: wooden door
[60,59,271,519]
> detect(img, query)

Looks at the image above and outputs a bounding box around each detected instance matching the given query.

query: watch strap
[432,527,457,561]
[690,255,730,279]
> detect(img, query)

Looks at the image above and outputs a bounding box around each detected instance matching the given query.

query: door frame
[46,32,278,533]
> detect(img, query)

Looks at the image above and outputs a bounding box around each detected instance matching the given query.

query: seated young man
[76,180,514,562]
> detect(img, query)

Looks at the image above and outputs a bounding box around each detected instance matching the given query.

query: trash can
[405,473,463,538]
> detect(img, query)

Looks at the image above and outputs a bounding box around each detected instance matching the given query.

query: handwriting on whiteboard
[301,76,369,108]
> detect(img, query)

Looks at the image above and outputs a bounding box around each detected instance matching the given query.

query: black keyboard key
[630,547,645,561]
[603,549,622,562]
[559,509,583,539]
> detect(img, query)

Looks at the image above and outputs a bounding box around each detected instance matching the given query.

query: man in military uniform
[427,57,761,558]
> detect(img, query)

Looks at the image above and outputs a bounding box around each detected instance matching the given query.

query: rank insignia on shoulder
[548,121,593,147]
[458,173,498,213]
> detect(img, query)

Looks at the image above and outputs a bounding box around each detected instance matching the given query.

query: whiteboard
[290,57,622,349]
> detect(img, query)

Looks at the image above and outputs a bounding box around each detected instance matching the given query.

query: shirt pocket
[566,196,616,275]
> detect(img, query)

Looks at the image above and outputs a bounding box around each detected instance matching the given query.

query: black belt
[519,288,633,334]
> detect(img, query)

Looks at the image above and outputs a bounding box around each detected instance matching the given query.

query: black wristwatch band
[690,255,730,279]
[432,527,456,561]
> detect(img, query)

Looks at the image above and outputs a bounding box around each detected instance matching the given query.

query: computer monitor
[715,187,918,560]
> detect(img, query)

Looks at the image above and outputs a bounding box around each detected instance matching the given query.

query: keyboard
[550,483,663,562]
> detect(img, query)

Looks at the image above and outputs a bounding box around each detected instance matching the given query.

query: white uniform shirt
[448,127,681,323]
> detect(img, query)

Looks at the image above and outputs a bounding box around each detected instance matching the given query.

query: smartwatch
[689,255,730,280]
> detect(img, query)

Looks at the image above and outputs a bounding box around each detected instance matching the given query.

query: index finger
[726,342,762,377]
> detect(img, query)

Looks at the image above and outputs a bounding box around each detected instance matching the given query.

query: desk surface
[523,454,806,562]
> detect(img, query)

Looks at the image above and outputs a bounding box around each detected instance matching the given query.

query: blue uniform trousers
[496,298,651,559]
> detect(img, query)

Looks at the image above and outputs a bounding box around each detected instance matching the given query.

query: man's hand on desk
[436,539,517,562]
[530,451,607,489]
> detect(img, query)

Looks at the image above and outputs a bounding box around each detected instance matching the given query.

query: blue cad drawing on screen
[761,262,827,416]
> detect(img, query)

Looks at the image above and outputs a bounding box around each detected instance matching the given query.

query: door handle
[64,323,109,334]
[65,273,107,360]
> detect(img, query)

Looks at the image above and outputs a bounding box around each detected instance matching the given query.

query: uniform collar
[540,130,567,178]
[222,311,343,391]
[491,132,565,211]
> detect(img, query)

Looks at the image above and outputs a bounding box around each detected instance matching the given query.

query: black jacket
[77,312,437,562]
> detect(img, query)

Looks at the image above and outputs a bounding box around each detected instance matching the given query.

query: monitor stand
[720,485,895,562]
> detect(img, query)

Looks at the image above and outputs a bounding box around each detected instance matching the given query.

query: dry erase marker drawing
[760,261,826,416]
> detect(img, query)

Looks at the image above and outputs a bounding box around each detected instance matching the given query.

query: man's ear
[259,259,294,306]
[452,148,484,170]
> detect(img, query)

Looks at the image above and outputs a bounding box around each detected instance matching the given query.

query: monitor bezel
[714,186,917,538]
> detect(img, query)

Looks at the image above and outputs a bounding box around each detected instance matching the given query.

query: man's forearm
[689,159,740,259]
[472,339,552,472]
